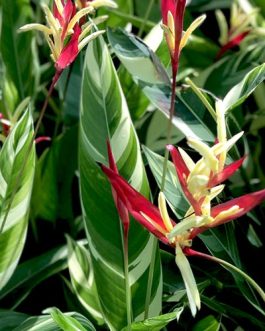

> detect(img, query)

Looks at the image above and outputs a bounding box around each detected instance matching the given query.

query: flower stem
[123,234,132,330]
[138,0,155,37]
[161,69,177,192]
[34,70,62,136]
[144,236,157,319]
[185,77,216,121]
[186,248,265,304]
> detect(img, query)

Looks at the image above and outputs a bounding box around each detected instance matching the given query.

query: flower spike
[19,0,107,71]
[161,0,186,73]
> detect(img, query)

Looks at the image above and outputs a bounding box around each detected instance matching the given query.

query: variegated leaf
[0,109,35,289]
[13,311,95,331]
[79,36,162,330]
[67,236,104,325]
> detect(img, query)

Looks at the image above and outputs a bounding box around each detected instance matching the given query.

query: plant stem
[138,0,155,37]
[34,70,62,136]
[0,70,61,234]
[123,234,132,330]
[185,77,216,121]
[106,9,155,29]
[161,70,177,192]
[144,236,157,319]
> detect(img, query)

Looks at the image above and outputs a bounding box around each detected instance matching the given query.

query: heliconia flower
[101,152,201,316]
[215,3,257,58]
[167,100,245,215]
[161,0,206,74]
[19,0,107,71]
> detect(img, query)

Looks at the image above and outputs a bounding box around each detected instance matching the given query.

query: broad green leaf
[107,28,216,141]
[67,236,104,325]
[32,126,78,222]
[13,311,95,331]
[223,63,265,111]
[31,147,58,222]
[0,109,35,289]
[79,36,162,330]
[142,146,189,218]
[0,0,39,102]
[0,243,71,305]
[0,310,29,330]
[192,315,220,331]
[121,310,183,331]
[50,308,95,331]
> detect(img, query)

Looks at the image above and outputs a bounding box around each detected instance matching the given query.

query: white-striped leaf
[223,63,265,111]
[0,109,35,289]
[50,308,95,331]
[79,36,162,330]
[13,311,95,331]
[67,236,104,325]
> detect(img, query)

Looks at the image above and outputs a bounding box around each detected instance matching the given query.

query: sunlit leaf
[79,35,162,330]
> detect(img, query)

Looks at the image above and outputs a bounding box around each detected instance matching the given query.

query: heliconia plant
[1,0,265,330]
[101,99,265,315]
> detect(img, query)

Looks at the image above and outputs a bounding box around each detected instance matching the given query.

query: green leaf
[31,126,78,222]
[223,63,265,111]
[107,28,216,141]
[0,109,35,289]
[0,243,70,305]
[192,315,220,331]
[202,295,265,329]
[13,311,95,331]
[199,42,265,97]
[142,146,188,218]
[0,0,39,101]
[50,308,95,331]
[79,36,162,330]
[145,111,184,152]
[121,310,182,331]
[67,236,104,325]
[0,310,29,330]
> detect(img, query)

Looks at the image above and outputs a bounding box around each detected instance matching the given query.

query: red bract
[53,0,76,40]
[161,0,186,73]
[56,24,81,71]
[190,189,265,238]
[208,156,246,188]
[106,141,130,237]
[167,144,203,215]
[217,31,249,59]
[101,165,174,245]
